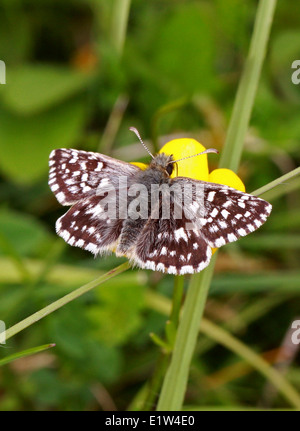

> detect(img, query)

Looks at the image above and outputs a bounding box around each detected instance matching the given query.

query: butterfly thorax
[118,154,174,254]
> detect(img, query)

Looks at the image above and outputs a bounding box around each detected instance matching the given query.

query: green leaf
[0,64,93,115]
[270,31,300,104]
[0,208,52,257]
[87,277,144,346]
[45,304,121,384]
[151,4,215,94]
[0,96,87,184]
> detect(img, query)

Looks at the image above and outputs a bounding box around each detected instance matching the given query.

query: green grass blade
[0,262,130,343]
[156,0,278,411]
[0,343,55,367]
[156,255,217,410]
[219,0,277,171]
[146,290,300,409]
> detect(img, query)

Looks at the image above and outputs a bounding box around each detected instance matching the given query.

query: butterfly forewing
[173,177,272,248]
[201,182,272,248]
[49,148,140,205]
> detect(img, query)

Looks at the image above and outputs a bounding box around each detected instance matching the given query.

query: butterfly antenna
[129,127,155,159]
[170,148,219,164]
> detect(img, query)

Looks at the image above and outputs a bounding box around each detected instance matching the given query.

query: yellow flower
[132,137,245,191]
[132,137,245,253]
[159,138,245,192]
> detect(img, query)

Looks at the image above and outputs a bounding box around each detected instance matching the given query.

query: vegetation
[0,0,299,411]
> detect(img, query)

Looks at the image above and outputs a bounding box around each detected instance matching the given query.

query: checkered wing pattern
[132,216,212,275]
[130,178,272,274]
[55,195,125,255]
[49,148,140,205]
[198,181,272,248]
[49,149,272,275]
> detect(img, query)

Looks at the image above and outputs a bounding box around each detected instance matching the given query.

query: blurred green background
[0,0,299,411]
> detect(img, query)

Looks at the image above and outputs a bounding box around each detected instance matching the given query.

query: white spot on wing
[167,266,177,274]
[179,265,194,275]
[221,209,230,219]
[215,236,226,248]
[85,243,98,254]
[51,184,59,191]
[56,191,65,202]
[75,239,85,248]
[95,162,103,172]
[211,208,218,217]
[227,233,237,242]
[223,200,232,208]
[238,228,247,236]
[156,263,165,272]
[207,191,216,202]
[174,227,188,242]
[160,247,167,255]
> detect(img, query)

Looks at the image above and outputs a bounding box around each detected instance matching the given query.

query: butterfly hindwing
[56,195,125,255]
[130,212,212,275]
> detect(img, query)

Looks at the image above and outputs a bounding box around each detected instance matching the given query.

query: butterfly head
[129,126,219,178]
[149,153,175,177]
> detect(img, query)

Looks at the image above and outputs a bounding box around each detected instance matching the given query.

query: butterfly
[48,128,272,275]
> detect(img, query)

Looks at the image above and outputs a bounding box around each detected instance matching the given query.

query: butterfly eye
[166,164,173,175]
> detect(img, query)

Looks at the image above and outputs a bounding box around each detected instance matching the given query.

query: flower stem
[169,276,185,329]
[141,275,185,410]
[156,254,217,410]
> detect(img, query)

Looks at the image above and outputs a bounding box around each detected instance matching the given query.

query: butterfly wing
[171,177,272,248]
[50,148,141,253]
[50,148,272,273]
[127,190,212,274]
[129,215,212,275]
[130,178,271,275]
[55,195,125,254]
[49,148,140,205]
[191,179,271,248]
